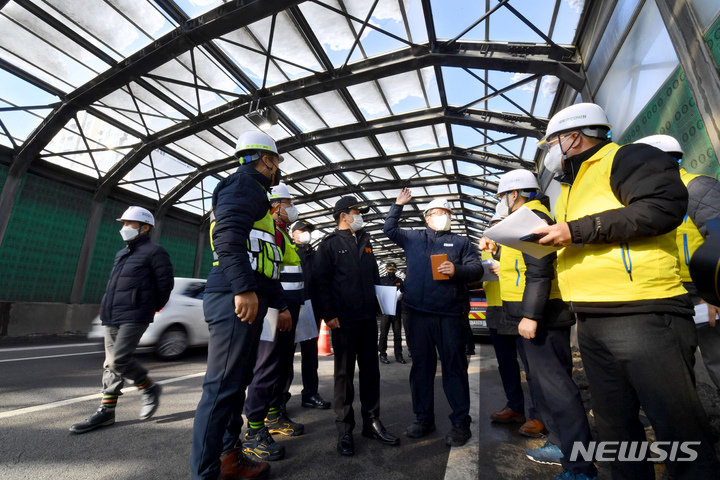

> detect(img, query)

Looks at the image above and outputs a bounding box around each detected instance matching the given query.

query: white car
[88,278,208,360]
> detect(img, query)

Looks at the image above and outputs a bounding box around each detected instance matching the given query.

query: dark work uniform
[378,273,405,358]
[500,198,596,478]
[244,225,303,427]
[289,243,322,402]
[384,203,483,428]
[190,164,287,480]
[312,228,381,434]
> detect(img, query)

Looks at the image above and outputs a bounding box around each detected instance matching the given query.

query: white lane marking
[0,343,101,352]
[443,352,480,480]
[0,347,152,363]
[0,371,207,419]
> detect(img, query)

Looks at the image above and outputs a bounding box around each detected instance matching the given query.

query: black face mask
[271,168,282,187]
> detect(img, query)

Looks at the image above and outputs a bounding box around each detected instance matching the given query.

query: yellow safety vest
[210,209,283,280]
[497,200,562,302]
[481,251,502,307]
[277,228,304,291]
[676,168,706,283]
[554,143,686,302]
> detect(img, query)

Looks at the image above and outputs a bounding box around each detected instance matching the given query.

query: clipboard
[431,254,449,280]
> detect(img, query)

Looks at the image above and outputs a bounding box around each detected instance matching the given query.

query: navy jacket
[206,164,286,311]
[312,228,380,324]
[384,203,483,316]
[100,234,174,325]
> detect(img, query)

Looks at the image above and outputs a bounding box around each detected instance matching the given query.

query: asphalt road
[0,333,489,480]
[8,329,699,480]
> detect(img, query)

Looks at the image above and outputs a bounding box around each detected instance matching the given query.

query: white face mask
[120,225,139,242]
[428,214,451,231]
[283,205,299,223]
[543,143,564,175]
[346,213,365,232]
[495,194,512,218]
[543,135,573,175]
[296,231,311,244]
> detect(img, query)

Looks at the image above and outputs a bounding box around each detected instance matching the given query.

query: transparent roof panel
[0,0,588,247]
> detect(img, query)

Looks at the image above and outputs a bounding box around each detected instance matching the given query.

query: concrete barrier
[2,302,100,336]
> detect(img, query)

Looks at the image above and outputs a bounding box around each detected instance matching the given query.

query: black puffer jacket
[100,234,174,325]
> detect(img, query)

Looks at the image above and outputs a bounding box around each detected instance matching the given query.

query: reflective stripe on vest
[209,209,282,280]
[498,200,562,302]
[278,229,304,291]
[676,168,705,282]
[554,143,686,302]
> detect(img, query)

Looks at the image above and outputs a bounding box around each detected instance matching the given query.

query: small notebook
[431,254,449,280]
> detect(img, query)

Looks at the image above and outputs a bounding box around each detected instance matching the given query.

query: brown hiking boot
[220,448,270,480]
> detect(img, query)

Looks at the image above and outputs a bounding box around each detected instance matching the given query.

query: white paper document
[295,300,319,343]
[483,206,561,259]
[480,259,499,282]
[375,285,399,316]
[260,308,279,342]
[694,303,709,325]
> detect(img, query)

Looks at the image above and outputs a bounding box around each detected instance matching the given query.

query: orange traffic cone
[318,320,333,356]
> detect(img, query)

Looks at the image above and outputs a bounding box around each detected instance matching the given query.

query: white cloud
[509,73,535,92]
[542,76,559,98]
[565,0,584,14]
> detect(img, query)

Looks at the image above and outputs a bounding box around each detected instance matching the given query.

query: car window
[182,282,206,299]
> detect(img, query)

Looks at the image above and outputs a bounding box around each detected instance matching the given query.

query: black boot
[379,353,390,364]
[395,354,407,364]
[139,383,162,420]
[69,406,115,434]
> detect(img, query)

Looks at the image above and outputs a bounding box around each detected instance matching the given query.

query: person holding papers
[378,262,406,364]
[635,134,720,393]
[480,170,597,480]
[384,190,482,447]
[312,196,400,457]
[533,103,719,479]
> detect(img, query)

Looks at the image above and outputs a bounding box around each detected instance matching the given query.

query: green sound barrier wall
[618,67,719,180]
[618,15,720,181]
[0,163,7,192]
[81,198,128,304]
[707,14,720,72]
[159,217,197,279]
[0,172,92,302]
[199,239,214,279]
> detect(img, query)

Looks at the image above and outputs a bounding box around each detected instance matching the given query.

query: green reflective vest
[210,209,283,280]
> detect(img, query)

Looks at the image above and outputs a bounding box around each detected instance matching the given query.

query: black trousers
[378,312,403,357]
[578,313,720,480]
[489,328,529,416]
[522,326,597,477]
[331,318,381,433]
[190,291,267,480]
[244,303,301,423]
[283,316,321,402]
[406,309,470,427]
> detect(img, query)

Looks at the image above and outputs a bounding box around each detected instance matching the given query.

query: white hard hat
[269,183,291,201]
[235,131,283,164]
[538,103,612,148]
[635,134,684,157]
[423,198,453,216]
[117,206,155,226]
[496,170,539,196]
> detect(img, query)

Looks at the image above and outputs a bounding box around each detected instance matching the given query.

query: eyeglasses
[426,209,449,217]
